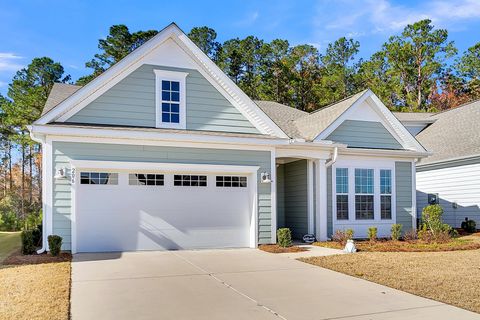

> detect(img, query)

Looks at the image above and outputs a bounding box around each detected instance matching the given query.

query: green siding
[283,160,308,239]
[276,164,285,229]
[327,120,403,150]
[395,161,413,231]
[52,142,271,250]
[67,64,260,134]
[327,167,333,237]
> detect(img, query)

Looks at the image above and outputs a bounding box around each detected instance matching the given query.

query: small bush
[367,227,377,242]
[48,235,63,256]
[276,228,292,248]
[21,230,37,255]
[461,219,477,233]
[332,229,354,245]
[345,229,354,240]
[403,229,418,241]
[391,224,403,241]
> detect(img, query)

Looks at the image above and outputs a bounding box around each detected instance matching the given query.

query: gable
[66,64,260,134]
[327,120,403,149]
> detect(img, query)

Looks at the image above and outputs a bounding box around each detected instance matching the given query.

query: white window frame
[380,169,393,220]
[154,69,188,129]
[335,168,349,220]
[332,159,396,225]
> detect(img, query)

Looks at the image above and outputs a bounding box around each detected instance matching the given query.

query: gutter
[27,125,48,254]
[325,146,338,168]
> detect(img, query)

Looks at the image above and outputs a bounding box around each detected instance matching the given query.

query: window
[80,172,118,185]
[380,169,392,219]
[355,169,374,220]
[129,174,164,186]
[154,70,188,129]
[335,168,349,220]
[161,80,180,124]
[216,176,247,188]
[174,175,207,187]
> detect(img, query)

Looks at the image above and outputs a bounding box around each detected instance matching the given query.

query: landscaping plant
[345,229,354,241]
[420,205,455,243]
[21,230,37,255]
[48,235,63,256]
[277,228,292,248]
[332,229,354,245]
[367,227,377,242]
[461,218,476,233]
[390,224,402,241]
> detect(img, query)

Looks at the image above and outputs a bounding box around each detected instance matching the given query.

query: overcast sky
[1,0,480,95]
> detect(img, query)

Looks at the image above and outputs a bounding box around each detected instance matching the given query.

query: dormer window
[154,70,188,129]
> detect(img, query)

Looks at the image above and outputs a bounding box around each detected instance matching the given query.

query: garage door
[74,168,255,252]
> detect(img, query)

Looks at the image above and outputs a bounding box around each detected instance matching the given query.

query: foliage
[419,205,456,243]
[403,229,418,241]
[332,229,354,245]
[21,230,37,254]
[48,235,62,256]
[461,219,477,233]
[390,224,403,241]
[276,228,292,248]
[367,227,378,241]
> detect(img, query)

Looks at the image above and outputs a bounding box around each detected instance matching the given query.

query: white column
[307,160,314,234]
[315,159,328,241]
[270,149,277,244]
[411,160,417,230]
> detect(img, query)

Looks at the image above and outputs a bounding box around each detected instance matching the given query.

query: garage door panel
[76,172,253,252]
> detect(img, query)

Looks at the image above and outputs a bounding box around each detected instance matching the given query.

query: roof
[42,83,82,116]
[254,101,308,138]
[416,99,480,165]
[393,112,436,122]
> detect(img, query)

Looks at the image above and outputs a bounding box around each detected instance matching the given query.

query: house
[28,23,428,253]
[395,100,480,227]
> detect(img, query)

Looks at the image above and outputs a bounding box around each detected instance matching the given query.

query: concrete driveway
[71,249,480,320]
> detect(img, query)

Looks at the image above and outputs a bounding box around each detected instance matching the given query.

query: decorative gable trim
[315,90,427,153]
[35,24,288,138]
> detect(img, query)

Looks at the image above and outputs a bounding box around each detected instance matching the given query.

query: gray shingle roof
[254,100,308,138]
[42,83,82,116]
[416,99,480,165]
[393,112,435,122]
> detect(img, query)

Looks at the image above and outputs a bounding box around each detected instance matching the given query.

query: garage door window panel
[129,173,164,186]
[174,175,207,186]
[80,172,118,185]
[216,176,247,187]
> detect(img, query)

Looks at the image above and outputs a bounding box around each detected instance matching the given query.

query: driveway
[71,249,480,320]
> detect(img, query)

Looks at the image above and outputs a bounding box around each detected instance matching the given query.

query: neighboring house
[394,101,480,227]
[28,23,428,253]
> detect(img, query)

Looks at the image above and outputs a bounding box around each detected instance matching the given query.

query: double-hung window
[354,169,374,220]
[154,70,188,129]
[380,169,392,219]
[335,168,349,220]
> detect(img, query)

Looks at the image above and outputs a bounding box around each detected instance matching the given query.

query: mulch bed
[3,249,72,265]
[259,244,309,253]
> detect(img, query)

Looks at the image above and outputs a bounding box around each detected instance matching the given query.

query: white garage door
[74,168,255,252]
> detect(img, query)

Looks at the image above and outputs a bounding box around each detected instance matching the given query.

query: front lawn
[0,232,71,320]
[0,232,21,263]
[301,243,480,313]
[314,233,480,252]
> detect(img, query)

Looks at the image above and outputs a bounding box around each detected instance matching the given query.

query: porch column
[307,160,314,234]
[315,159,328,241]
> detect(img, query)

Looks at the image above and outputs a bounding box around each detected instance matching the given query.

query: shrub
[21,230,37,255]
[403,229,418,241]
[32,227,42,247]
[461,218,477,233]
[367,227,377,241]
[276,228,292,248]
[390,224,402,241]
[0,211,20,231]
[48,235,63,256]
[345,229,354,241]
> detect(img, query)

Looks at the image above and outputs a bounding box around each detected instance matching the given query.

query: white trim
[69,160,260,253]
[412,159,417,230]
[315,159,328,241]
[270,149,277,243]
[307,160,315,234]
[154,69,188,129]
[331,159,396,230]
[35,24,288,138]
[314,90,427,153]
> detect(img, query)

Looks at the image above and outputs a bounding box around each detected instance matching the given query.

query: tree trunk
[21,142,25,226]
[29,144,33,204]
[8,141,12,191]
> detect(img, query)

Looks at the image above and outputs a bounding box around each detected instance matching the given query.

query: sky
[1,0,480,95]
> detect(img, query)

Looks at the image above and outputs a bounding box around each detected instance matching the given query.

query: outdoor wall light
[54,167,67,179]
[260,172,272,183]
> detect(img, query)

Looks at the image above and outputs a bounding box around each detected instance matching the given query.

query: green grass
[0,232,21,264]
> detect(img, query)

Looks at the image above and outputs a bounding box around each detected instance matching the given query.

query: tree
[382,19,457,111]
[77,25,158,85]
[258,39,291,103]
[319,37,361,106]
[188,26,221,62]
[455,42,480,100]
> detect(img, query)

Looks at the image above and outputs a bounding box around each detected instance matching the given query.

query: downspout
[27,125,47,254]
[325,146,338,168]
